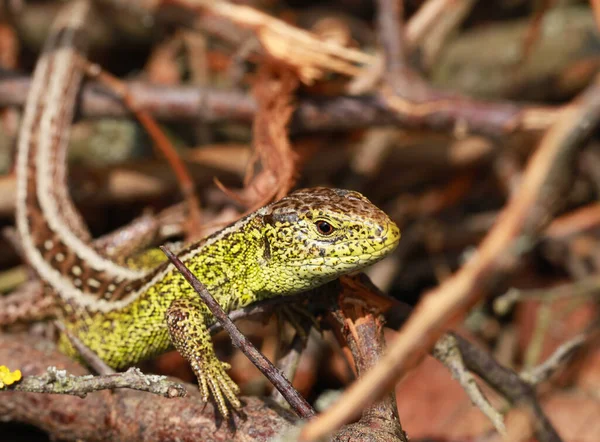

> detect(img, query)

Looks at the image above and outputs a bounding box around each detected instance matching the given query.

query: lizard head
[257,187,400,294]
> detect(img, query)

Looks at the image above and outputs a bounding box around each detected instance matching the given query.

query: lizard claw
[193,358,241,418]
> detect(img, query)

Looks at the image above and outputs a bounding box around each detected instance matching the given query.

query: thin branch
[520,0,554,67]
[6,366,186,399]
[520,332,589,386]
[432,334,506,436]
[327,292,408,442]
[160,245,316,419]
[0,75,559,137]
[455,333,563,442]
[495,278,600,315]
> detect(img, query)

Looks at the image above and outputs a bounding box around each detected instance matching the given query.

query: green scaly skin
[57,188,400,416]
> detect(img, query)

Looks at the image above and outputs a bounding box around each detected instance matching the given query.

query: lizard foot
[192,358,241,418]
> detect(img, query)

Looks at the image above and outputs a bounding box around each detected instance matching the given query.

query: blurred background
[1,1,600,440]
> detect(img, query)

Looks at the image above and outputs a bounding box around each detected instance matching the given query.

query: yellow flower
[0,365,22,388]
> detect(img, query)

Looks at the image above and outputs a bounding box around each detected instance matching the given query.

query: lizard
[14,0,401,417]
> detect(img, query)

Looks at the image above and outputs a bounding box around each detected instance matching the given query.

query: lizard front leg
[166,297,241,417]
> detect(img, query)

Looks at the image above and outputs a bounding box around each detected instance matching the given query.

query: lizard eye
[315,220,334,235]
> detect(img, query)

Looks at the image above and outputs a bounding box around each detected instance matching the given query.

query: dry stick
[380,283,569,440]
[330,307,408,442]
[81,62,204,238]
[299,75,600,440]
[417,0,476,70]
[432,334,506,435]
[371,0,556,138]
[159,245,316,420]
[494,277,600,315]
[6,366,187,399]
[520,332,589,386]
[0,75,559,136]
[455,334,563,442]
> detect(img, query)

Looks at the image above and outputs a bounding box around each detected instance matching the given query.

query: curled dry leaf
[216,65,300,210]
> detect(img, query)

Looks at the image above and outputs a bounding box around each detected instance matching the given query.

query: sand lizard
[14,0,401,416]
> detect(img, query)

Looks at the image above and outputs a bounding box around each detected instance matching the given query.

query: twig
[0,75,560,137]
[432,334,506,436]
[160,245,316,419]
[495,278,600,315]
[417,0,477,69]
[164,0,373,83]
[520,332,588,385]
[6,366,186,399]
[524,302,554,368]
[455,333,564,442]
[374,0,551,138]
[0,158,234,218]
[214,65,300,210]
[300,75,600,440]
[354,278,569,440]
[91,205,187,260]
